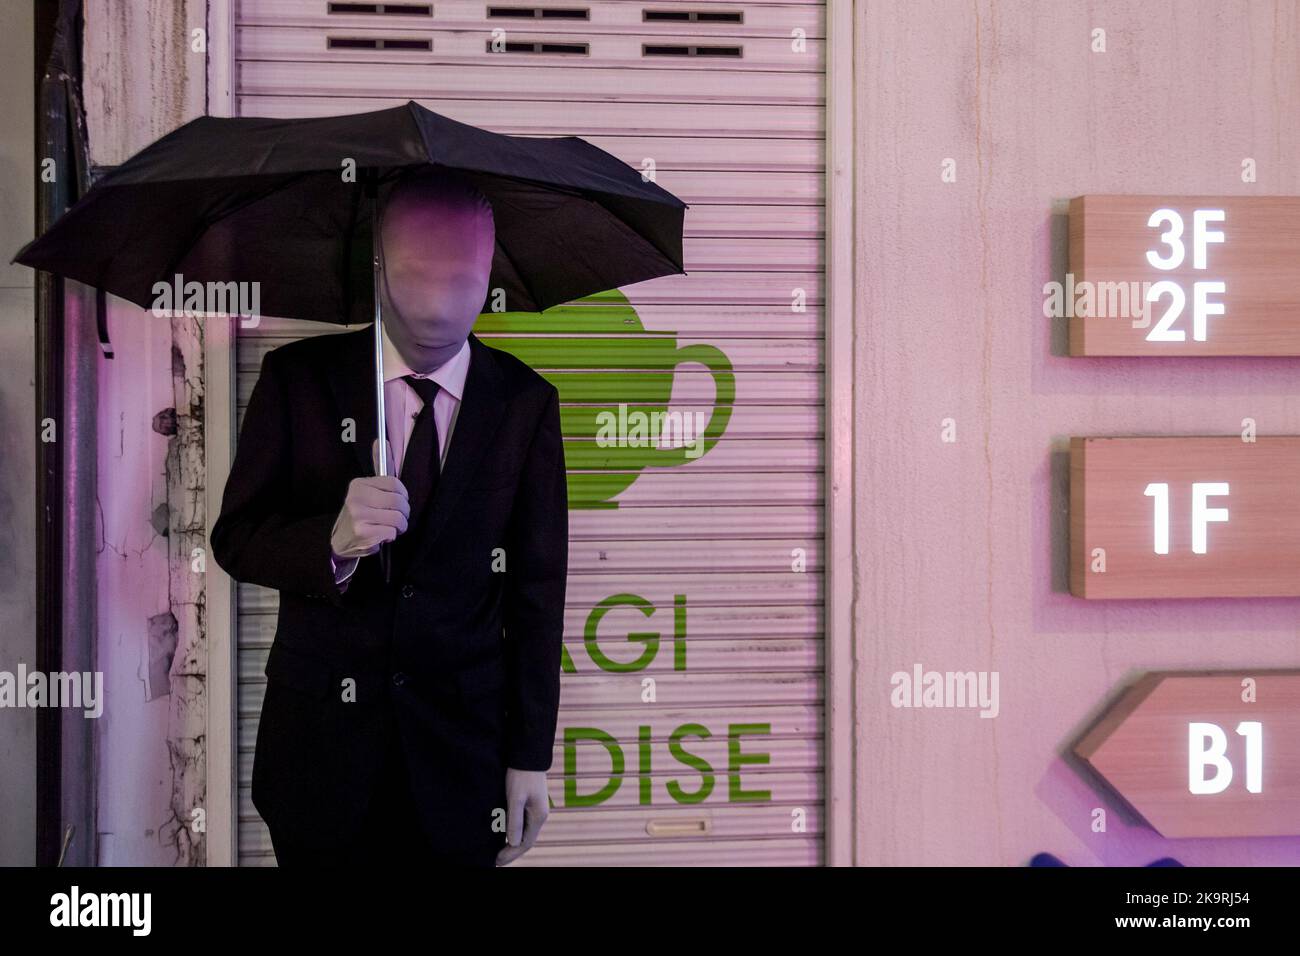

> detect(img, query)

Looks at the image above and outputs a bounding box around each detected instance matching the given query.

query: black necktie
[396,375,441,562]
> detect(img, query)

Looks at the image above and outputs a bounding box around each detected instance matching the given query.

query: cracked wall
[85,0,208,866]
[162,316,206,865]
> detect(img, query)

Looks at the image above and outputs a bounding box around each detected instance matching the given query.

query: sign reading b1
[1074,672,1300,838]
[1070,437,1300,599]
[1067,195,1300,355]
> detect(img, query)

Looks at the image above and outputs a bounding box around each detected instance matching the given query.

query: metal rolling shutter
[232,0,825,866]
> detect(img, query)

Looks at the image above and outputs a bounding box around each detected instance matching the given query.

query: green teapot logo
[474,290,735,508]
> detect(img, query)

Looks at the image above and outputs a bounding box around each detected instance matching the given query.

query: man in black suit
[211,170,568,868]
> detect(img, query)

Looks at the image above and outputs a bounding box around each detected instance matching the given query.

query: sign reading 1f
[1145,208,1225,342]
[1071,437,1300,598]
[1143,481,1229,554]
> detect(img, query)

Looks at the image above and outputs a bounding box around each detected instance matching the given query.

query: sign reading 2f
[1068,196,1300,356]
[1144,208,1225,342]
[1143,481,1229,554]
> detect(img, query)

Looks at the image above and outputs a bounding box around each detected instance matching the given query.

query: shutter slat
[232,0,825,866]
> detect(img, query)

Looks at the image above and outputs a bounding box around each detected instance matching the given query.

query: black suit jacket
[211,328,568,862]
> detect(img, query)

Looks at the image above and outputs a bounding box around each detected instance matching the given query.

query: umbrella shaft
[372,288,387,477]
[371,192,387,478]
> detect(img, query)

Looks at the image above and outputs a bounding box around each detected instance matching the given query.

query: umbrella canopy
[15,101,689,582]
[12,99,687,322]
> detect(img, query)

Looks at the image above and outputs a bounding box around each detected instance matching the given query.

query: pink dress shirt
[330,331,472,587]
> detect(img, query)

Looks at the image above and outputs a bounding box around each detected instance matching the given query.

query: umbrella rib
[591,195,685,275]
[494,236,545,311]
[561,138,686,270]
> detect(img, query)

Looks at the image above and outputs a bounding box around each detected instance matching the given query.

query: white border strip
[824,0,857,868]
[203,0,238,868]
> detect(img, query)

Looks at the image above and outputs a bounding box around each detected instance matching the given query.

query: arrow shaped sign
[1074,671,1300,838]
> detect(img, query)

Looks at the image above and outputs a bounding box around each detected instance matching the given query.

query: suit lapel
[410,333,508,559]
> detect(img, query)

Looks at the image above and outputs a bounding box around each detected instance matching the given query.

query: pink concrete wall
[85,0,208,866]
[855,0,1300,865]
[95,301,178,866]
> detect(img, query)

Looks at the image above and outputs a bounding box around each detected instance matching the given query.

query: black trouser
[268,729,496,869]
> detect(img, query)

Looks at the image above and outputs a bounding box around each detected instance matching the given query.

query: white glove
[495,768,551,866]
[329,438,409,560]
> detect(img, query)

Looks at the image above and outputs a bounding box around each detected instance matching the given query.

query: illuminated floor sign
[1070,436,1300,599]
[1074,671,1300,838]
[1067,195,1300,356]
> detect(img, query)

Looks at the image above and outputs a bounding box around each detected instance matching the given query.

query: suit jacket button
[392,672,408,687]
[401,584,415,598]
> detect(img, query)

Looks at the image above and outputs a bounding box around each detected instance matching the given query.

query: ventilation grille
[643,9,744,24]
[643,44,742,58]
[487,6,591,19]
[326,2,433,14]
[327,36,432,50]
[488,39,590,54]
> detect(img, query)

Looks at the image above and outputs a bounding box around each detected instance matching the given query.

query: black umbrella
[14,100,688,576]
[14,100,687,323]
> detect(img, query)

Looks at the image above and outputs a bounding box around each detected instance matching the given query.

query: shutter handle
[645,817,712,837]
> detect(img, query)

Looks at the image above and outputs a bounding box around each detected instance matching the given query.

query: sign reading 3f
[1144,208,1225,342]
[1068,196,1300,356]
